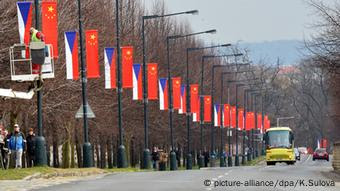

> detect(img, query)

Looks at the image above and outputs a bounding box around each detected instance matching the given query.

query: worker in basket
[29,27,45,75]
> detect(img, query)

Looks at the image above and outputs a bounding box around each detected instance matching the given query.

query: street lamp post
[77,0,93,167]
[33,0,47,166]
[115,0,127,168]
[199,54,242,168]
[167,30,223,171]
[186,43,234,169]
[141,10,198,169]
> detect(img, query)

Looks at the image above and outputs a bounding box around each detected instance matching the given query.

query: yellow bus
[263,127,295,165]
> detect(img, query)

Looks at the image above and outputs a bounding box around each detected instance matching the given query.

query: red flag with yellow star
[203,95,212,122]
[147,63,158,100]
[172,77,181,109]
[121,46,133,88]
[190,84,199,114]
[85,30,99,78]
[42,1,58,58]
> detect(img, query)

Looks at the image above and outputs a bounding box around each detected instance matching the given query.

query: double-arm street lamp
[166,29,218,171]
[141,9,198,169]
[197,54,243,168]
[186,43,235,169]
[221,70,254,167]
[227,77,259,166]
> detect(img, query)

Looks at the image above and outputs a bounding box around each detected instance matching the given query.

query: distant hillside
[239,40,306,65]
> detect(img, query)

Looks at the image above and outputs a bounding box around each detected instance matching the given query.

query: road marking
[205,188,212,191]
[224,172,229,175]
[218,175,223,179]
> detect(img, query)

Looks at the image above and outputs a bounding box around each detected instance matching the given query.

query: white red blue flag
[214,104,221,127]
[159,78,168,110]
[104,48,116,89]
[179,85,186,114]
[132,64,142,100]
[17,2,32,58]
[65,31,79,80]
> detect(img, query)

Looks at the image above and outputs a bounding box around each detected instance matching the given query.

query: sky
[143,0,321,44]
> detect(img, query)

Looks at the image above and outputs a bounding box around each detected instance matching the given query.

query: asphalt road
[34,155,340,191]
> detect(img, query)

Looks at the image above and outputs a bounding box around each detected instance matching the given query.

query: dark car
[312,148,329,161]
[294,148,300,160]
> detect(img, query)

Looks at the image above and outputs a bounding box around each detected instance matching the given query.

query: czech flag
[179,85,186,114]
[214,104,221,127]
[159,78,168,110]
[65,31,79,80]
[104,48,116,89]
[17,2,32,57]
[147,63,158,100]
[132,64,142,100]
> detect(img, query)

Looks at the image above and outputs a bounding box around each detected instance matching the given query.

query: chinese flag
[147,63,158,100]
[203,96,211,122]
[246,112,251,130]
[172,77,181,109]
[85,30,99,78]
[190,84,199,113]
[238,108,244,130]
[264,115,269,130]
[231,106,236,128]
[42,1,58,58]
[257,114,262,129]
[223,104,230,127]
[250,112,255,129]
[121,46,133,88]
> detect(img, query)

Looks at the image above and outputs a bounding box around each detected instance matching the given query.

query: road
[33,155,340,191]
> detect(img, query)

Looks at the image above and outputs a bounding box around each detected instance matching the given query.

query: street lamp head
[143,15,159,19]
[186,10,199,15]
[234,53,243,57]
[205,29,217,34]
[221,43,232,47]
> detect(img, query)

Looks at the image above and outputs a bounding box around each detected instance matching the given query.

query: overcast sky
[143,0,322,44]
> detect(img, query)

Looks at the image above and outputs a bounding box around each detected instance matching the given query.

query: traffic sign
[75,102,95,118]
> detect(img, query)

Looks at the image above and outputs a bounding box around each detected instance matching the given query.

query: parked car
[312,148,329,161]
[298,147,308,155]
[294,148,300,160]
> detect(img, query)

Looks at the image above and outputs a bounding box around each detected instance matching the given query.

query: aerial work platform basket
[9,42,55,82]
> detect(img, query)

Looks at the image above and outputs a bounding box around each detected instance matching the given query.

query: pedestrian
[29,27,45,74]
[158,149,168,171]
[8,124,26,168]
[203,149,210,167]
[151,147,159,169]
[26,128,35,167]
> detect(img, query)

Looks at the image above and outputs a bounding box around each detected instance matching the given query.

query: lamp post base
[142,149,150,169]
[186,153,192,169]
[117,145,127,168]
[220,156,226,167]
[198,155,204,168]
[34,136,47,166]
[83,142,93,168]
[210,153,216,167]
[241,155,246,165]
[247,152,252,161]
[227,155,233,167]
[170,151,177,170]
[235,155,240,166]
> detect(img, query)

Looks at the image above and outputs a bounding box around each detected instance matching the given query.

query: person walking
[8,124,26,168]
[151,147,159,169]
[26,128,35,167]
